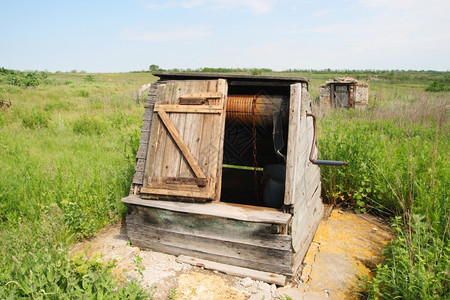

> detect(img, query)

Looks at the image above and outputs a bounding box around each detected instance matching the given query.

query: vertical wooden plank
[213,79,228,201]
[178,81,207,177]
[289,82,323,257]
[162,81,185,178]
[203,80,220,198]
[291,195,323,273]
[284,83,302,205]
[151,83,175,180]
[173,80,195,176]
[144,83,167,186]
[330,84,335,108]
[196,81,216,197]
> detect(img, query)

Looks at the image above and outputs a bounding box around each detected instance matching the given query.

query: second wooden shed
[319,77,369,109]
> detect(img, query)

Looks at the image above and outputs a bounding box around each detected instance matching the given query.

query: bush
[84,75,95,83]
[251,68,263,75]
[0,222,148,299]
[0,70,149,299]
[21,110,50,129]
[23,72,40,87]
[425,78,450,92]
[73,116,106,135]
[317,94,449,298]
[366,215,449,299]
[77,90,89,97]
[6,74,23,86]
[0,67,16,75]
[3,70,46,87]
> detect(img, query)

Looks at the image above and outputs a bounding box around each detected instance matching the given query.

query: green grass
[0,70,155,298]
[312,78,449,299]
[0,68,448,299]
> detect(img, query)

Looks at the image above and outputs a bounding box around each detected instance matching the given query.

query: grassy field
[0,68,448,299]
[0,70,156,298]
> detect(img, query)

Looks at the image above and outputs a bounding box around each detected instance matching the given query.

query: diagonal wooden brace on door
[157,109,207,181]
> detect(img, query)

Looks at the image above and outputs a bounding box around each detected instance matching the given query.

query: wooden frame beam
[154,104,222,114]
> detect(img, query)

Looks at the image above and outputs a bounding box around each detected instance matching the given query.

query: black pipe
[306,113,348,166]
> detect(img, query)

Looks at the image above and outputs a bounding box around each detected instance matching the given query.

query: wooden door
[333,85,350,108]
[140,79,228,201]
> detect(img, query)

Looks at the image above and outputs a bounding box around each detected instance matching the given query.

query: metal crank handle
[306,113,348,167]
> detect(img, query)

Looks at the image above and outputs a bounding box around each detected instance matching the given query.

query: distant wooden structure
[320,77,369,109]
[122,72,324,284]
[136,83,152,104]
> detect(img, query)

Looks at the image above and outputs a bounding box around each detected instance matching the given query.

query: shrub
[84,75,95,83]
[60,200,96,239]
[250,68,263,75]
[21,110,50,129]
[425,78,450,92]
[77,90,89,97]
[366,215,449,299]
[6,74,22,86]
[39,71,48,79]
[4,71,44,87]
[108,111,135,129]
[23,72,40,87]
[0,222,148,299]
[72,115,106,135]
[317,92,449,299]
[0,67,16,75]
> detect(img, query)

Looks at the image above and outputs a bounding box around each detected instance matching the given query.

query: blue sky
[1,0,449,72]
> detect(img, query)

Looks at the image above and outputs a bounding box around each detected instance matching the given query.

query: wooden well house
[122,72,325,284]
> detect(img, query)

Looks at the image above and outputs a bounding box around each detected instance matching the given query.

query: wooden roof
[152,72,309,87]
[325,77,358,85]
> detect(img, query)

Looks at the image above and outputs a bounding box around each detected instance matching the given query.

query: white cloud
[143,0,275,14]
[306,0,450,49]
[121,26,211,42]
[312,8,332,17]
[357,0,448,9]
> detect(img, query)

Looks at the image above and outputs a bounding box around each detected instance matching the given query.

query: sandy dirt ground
[71,208,392,299]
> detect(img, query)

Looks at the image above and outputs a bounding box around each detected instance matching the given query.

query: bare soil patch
[71,208,392,299]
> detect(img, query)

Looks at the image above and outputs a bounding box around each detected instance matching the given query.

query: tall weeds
[0,71,152,298]
[316,85,449,298]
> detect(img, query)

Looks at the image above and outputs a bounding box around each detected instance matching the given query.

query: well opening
[220,86,290,208]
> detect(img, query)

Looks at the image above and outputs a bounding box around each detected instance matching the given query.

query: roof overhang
[152,72,309,88]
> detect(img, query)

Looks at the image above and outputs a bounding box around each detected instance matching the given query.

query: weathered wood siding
[284,83,323,275]
[320,83,368,110]
[354,84,369,109]
[319,85,332,110]
[126,203,293,275]
[131,83,159,193]
[140,79,228,200]
[126,76,324,279]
